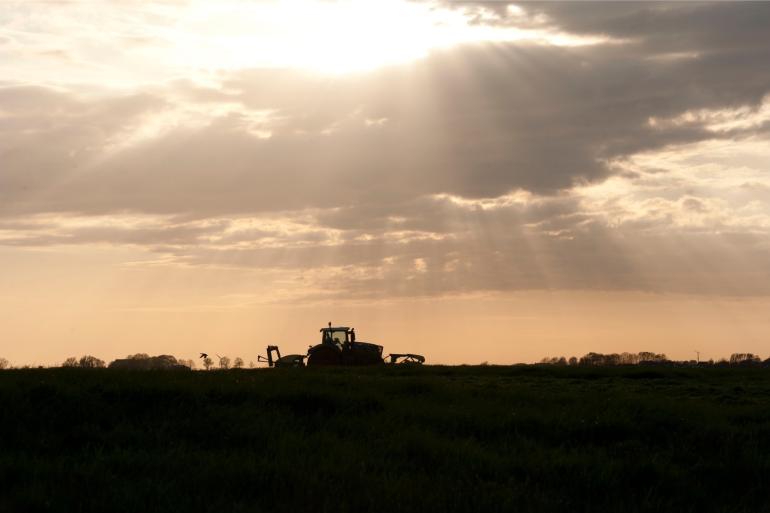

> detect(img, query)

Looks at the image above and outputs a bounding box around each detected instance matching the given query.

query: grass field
[2,365,770,513]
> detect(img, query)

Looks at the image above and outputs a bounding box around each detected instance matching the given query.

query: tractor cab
[321,326,353,349]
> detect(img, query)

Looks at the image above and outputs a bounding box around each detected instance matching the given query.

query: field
[2,365,770,513]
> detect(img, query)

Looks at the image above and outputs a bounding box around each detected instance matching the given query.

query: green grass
[2,365,770,512]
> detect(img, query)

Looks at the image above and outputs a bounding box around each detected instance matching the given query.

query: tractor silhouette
[258,322,424,367]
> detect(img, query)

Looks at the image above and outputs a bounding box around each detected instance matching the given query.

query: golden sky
[1,1,770,365]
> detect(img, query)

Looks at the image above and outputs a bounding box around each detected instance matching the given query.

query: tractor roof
[320,326,350,332]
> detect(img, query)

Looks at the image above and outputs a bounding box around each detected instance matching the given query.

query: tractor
[258,323,425,367]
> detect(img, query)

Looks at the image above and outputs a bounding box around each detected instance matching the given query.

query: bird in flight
[199,353,208,359]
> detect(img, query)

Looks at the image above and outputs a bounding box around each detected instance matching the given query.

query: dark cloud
[446,2,770,56]
[523,2,770,56]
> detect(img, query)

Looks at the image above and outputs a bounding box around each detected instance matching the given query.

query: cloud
[1,1,770,299]
[4,35,768,217]
[3,181,769,298]
[526,3,770,55]
[450,2,770,55]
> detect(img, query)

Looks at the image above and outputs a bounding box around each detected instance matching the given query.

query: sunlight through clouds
[1,1,770,364]
[0,0,610,85]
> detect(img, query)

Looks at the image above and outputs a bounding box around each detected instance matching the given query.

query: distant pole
[695,350,700,364]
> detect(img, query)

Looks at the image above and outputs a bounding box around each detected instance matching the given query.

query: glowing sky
[1,1,770,365]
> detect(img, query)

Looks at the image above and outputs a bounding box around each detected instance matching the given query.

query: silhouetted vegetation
[72,355,105,368]
[57,354,192,370]
[2,365,770,512]
[60,355,106,368]
[540,351,770,368]
[729,353,762,366]
[109,354,191,371]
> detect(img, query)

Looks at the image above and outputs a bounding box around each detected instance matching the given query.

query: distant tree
[730,353,760,366]
[539,357,568,366]
[180,358,196,369]
[203,357,214,370]
[579,352,605,366]
[233,357,244,369]
[249,361,255,369]
[63,357,78,367]
[0,358,8,370]
[154,355,178,367]
[109,354,192,370]
[78,355,105,368]
[636,352,668,365]
[218,356,231,370]
[127,353,150,360]
[619,352,639,365]
[568,357,578,366]
[637,351,656,363]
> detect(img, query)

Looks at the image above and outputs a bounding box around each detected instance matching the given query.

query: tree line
[0,354,254,370]
[539,351,770,367]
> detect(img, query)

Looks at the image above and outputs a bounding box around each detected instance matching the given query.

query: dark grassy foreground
[2,366,770,513]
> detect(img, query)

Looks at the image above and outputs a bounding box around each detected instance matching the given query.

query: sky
[1,1,770,366]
